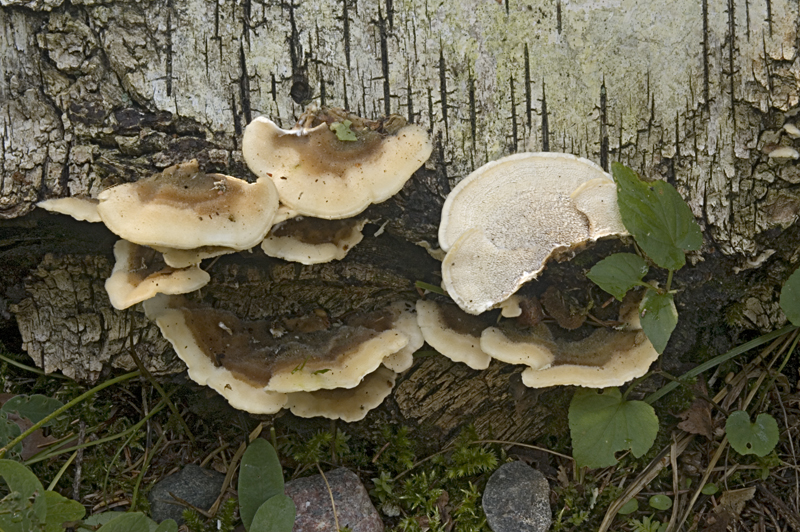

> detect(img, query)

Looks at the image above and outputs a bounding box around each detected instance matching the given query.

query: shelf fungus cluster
[36,108,433,421]
[143,296,423,421]
[429,153,660,389]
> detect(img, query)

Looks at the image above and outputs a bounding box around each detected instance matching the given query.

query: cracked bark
[2,0,800,443]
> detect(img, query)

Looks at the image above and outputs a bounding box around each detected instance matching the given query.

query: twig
[208,440,248,516]
[72,421,86,501]
[317,463,340,532]
[756,484,800,531]
[598,433,694,532]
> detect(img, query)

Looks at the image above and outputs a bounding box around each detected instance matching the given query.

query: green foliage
[648,494,672,510]
[0,457,179,532]
[628,515,667,532]
[43,491,85,532]
[612,163,702,271]
[640,291,678,355]
[0,394,64,458]
[330,120,357,141]
[618,498,639,515]
[374,426,416,475]
[239,439,295,532]
[372,425,496,532]
[2,395,64,426]
[726,411,780,457]
[701,483,719,495]
[239,439,285,531]
[250,495,297,532]
[780,266,800,326]
[587,253,649,301]
[568,388,659,469]
[288,429,350,465]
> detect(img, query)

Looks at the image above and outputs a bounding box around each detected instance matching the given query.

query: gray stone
[285,468,383,532]
[148,464,225,525]
[483,461,552,532]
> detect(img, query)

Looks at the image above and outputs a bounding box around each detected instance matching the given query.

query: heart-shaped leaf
[640,290,678,354]
[44,491,85,532]
[587,253,649,301]
[1,395,64,426]
[726,411,779,457]
[612,163,702,271]
[569,388,659,468]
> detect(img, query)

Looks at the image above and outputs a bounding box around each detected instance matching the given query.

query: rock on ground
[148,464,225,525]
[285,467,383,532]
[482,461,552,532]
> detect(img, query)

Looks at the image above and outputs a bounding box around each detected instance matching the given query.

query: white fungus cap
[105,240,211,310]
[286,366,397,422]
[416,299,492,370]
[96,160,279,250]
[381,301,425,372]
[37,197,102,223]
[439,152,627,315]
[261,217,367,265]
[242,115,433,219]
[151,245,238,269]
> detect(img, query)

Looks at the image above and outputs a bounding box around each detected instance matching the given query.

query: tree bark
[2,0,800,443]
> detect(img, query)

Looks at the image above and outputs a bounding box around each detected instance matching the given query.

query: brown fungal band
[105,240,210,310]
[144,295,421,414]
[242,110,433,219]
[261,216,367,265]
[96,160,279,250]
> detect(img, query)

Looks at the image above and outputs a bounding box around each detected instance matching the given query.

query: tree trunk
[2,0,800,443]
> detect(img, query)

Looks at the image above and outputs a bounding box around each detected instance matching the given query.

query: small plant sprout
[588,162,702,354]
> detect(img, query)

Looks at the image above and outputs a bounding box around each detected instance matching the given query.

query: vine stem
[665,269,674,293]
[0,370,140,459]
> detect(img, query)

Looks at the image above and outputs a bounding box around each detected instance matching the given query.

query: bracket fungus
[37,197,102,223]
[96,160,279,250]
[438,153,627,315]
[285,366,397,422]
[479,294,658,388]
[416,299,494,370]
[242,109,433,219]
[261,217,367,265]
[144,295,422,417]
[105,240,211,310]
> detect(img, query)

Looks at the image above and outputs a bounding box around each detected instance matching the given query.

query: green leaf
[250,494,297,532]
[568,388,659,469]
[587,253,649,301]
[153,519,178,532]
[1,395,64,426]
[95,512,150,532]
[780,267,800,326]
[0,460,47,532]
[43,491,85,532]
[239,439,285,531]
[640,290,678,354]
[330,120,357,141]
[612,163,702,270]
[648,494,672,510]
[618,498,639,515]
[0,412,22,456]
[153,520,179,532]
[701,483,719,495]
[726,411,780,457]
